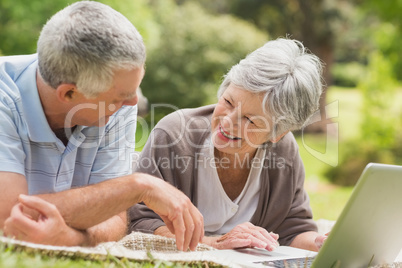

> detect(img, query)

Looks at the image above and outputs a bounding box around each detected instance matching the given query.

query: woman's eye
[224,98,232,106]
[245,116,255,125]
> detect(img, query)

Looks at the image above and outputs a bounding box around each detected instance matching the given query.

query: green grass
[296,134,354,221]
[135,116,152,152]
[296,86,362,221]
[327,86,363,140]
[0,243,206,268]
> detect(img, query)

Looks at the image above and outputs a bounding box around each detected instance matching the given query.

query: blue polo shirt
[0,54,137,194]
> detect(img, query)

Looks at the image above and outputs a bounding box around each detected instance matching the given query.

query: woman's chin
[212,139,242,154]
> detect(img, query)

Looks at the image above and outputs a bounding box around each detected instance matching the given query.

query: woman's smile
[218,124,241,141]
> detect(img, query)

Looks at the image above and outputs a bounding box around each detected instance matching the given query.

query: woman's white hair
[37,1,146,98]
[217,38,324,137]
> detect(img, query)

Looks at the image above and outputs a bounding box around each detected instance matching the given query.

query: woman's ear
[55,84,78,103]
[269,131,289,143]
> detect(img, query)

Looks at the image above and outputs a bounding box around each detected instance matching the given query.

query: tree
[140,0,268,121]
[0,0,70,55]
[362,0,402,81]
[191,0,355,134]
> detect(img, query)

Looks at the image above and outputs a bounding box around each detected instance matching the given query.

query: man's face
[66,66,145,127]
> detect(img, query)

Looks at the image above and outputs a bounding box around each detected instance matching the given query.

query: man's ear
[269,131,289,143]
[55,84,78,103]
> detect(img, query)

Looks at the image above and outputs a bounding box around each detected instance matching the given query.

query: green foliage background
[1,0,402,212]
[138,0,267,115]
[0,0,71,55]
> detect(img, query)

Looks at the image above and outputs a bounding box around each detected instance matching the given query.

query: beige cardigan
[128,105,317,246]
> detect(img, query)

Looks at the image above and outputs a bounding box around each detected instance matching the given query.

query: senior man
[0,1,203,251]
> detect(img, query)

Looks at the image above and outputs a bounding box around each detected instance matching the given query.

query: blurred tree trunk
[297,0,335,134]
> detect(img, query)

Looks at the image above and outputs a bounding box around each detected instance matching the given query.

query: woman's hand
[3,195,85,246]
[204,222,279,251]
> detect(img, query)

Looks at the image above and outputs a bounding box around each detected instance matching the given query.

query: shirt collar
[17,58,58,142]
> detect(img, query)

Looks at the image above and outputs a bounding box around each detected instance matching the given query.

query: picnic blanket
[0,232,235,267]
[1,231,402,268]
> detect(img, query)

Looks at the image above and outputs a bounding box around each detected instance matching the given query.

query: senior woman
[129,38,326,252]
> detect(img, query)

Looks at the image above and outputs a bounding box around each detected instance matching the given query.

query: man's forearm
[81,211,128,246]
[37,174,147,230]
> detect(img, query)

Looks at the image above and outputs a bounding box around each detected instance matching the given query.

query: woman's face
[211,84,273,156]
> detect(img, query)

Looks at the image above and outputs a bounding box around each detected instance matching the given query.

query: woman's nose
[222,109,240,128]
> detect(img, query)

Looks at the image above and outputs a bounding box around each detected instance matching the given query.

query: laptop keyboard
[254,257,315,268]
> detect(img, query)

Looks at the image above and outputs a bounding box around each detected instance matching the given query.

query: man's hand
[138,173,204,251]
[204,222,279,251]
[3,195,85,246]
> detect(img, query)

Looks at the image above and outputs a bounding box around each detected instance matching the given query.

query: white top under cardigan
[196,135,265,235]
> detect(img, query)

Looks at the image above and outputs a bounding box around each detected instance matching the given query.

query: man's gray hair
[217,38,323,137]
[37,1,146,98]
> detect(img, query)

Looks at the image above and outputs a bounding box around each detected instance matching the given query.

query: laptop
[204,163,402,267]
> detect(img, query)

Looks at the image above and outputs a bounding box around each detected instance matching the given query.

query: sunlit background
[2,0,401,221]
